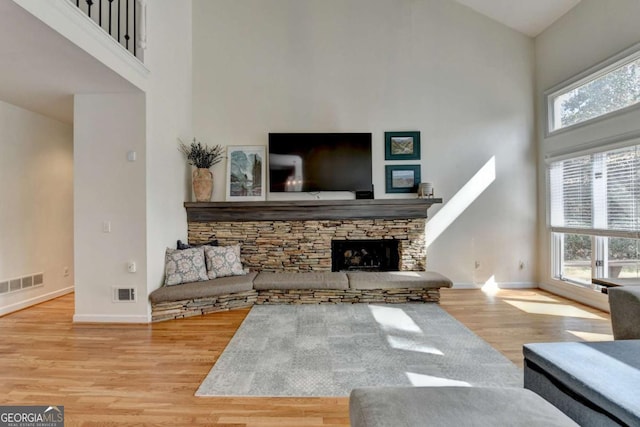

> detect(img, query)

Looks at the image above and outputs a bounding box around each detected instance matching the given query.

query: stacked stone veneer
[188,218,427,272]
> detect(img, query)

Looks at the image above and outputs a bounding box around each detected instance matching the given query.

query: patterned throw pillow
[204,245,246,279]
[164,247,209,286]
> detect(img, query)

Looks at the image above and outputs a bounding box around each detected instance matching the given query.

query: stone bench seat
[150,270,453,321]
[347,271,453,290]
[149,272,258,304]
[349,386,577,427]
[253,272,349,290]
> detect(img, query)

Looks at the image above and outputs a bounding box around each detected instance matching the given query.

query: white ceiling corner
[453,0,582,37]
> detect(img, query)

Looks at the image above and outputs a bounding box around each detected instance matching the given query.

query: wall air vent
[113,287,136,302]
[0,273,44,295]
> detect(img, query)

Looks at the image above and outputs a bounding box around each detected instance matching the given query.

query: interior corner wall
[144,0,193,297]
[192,0,537,287]
[535,0,640,310]
[74,93,148,322]
[0,100,73,315]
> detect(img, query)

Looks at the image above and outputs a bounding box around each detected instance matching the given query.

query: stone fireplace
[185,199,440,272]
[331,239,400,272]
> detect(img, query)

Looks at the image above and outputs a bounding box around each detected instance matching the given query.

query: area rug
[196,304,523,397]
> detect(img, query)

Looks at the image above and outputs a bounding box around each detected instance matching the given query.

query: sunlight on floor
[369,305,422,333]
[481,275,499,296]
[406,372,471,387]
[567,330,614,341]
[425,156,496,248]
[499,293,561,303]
[504,300,604,320]
[387,335,444,355]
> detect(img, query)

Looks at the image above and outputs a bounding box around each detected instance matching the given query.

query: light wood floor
[0,289,611,426]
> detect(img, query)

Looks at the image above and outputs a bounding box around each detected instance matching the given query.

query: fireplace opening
[331,239,400,272]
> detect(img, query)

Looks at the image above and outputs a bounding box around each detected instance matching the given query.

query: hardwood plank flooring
[0,288,611,426]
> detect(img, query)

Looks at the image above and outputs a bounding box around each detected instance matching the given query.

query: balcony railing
[70,0,146,60]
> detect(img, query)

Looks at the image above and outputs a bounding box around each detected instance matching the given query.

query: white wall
[74,93,148,322]
[535,0,640,310]
[144,0,193,298]
[192,0,537,287]
[0,100,73,315]
[73,1,192,322]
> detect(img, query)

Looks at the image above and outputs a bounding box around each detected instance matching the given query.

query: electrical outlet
[102,221,111,233]
[127,261,137,273]
[63,267,70,277]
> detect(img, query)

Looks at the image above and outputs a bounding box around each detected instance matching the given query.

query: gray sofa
[149,270,453,321]
[522,286,640,426]
[523,340,640,426]
[608,286,640,339]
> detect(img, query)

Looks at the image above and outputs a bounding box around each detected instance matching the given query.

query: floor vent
[113,287,136,302]
[0,273,44,295]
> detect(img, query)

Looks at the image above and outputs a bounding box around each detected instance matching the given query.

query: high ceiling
[454,0,581,37]
[0,0,582,123]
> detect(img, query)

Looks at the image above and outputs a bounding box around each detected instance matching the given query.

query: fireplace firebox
[331,239,400,272]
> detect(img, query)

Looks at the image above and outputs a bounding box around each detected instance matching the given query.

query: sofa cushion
[204,244,246,279]
[150,272,257,304]
[347,271,453,290]
[164,247,208,286]
[523,340,640,427]
[253,272,349,290]
[608,286,640,339]
[349,386,577,427]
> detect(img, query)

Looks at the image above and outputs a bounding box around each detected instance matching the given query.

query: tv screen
[268,133,373,192]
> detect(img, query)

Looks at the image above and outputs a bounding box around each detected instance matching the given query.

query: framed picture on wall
[385,131,421,160]
[385,164,421,193]
[226,145,266,201]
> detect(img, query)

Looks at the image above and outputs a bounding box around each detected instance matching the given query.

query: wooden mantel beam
[185,199,442,222]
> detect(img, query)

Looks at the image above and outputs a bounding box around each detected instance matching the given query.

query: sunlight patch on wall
[425,156,496,248]
[481,275,499,296]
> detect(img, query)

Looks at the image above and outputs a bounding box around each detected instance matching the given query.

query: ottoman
[349,386,577,427]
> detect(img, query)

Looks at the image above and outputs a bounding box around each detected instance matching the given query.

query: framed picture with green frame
[385,164,421,193]
[385,131,420,160]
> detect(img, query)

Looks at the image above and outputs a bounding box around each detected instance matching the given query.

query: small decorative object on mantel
[417,182,434,198]
[179,138,224,202]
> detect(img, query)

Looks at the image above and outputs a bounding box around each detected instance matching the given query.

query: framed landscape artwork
[385,131,421,160]
[385,165,421,193]
[226,145,266,201]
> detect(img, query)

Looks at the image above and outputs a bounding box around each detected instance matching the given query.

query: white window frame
[547,139,640,286]
[545,41,640,137]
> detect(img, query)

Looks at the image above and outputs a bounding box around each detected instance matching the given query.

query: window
[549,143,640,285]
[547,47,640,133]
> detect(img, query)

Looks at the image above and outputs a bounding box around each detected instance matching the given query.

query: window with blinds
[550,144,640,237]
[549,143,640,284]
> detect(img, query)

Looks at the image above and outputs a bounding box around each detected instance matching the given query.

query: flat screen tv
[268,133,373,193]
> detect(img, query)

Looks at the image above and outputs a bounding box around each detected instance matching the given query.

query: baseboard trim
[452,282,538,289]
[0,286,74,317]
[73,313,150,324]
